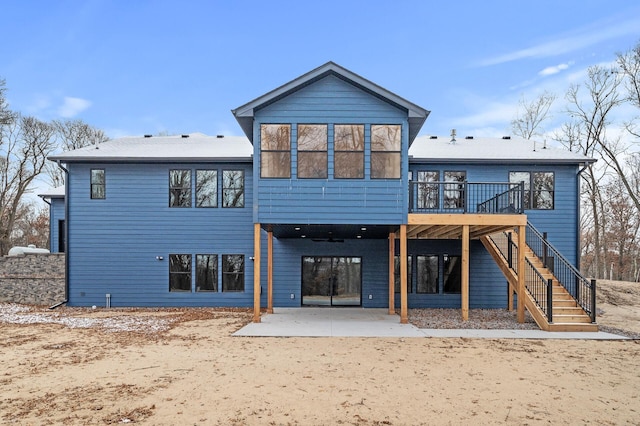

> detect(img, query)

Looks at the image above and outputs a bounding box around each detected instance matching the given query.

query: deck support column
[517,224,526,323]
[388,232,396,315]
[462,224,470,321]
[267,229,273,314]
[253,223,261,323]
[400,225,408,324]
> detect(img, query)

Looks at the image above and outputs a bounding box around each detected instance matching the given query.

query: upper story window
[371,125,401,179]
[223,170,245,208]
[196,170,217,207]
[444,171,466,209]
[260,124,291,178]
[169,169,191,207]
[334,124,364,179]
[509,171,554,210]
[297,124,328,179]
[416,171,439,209]
[90,169,105,199]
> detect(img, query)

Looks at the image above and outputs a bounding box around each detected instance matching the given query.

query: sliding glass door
[301,256,361,306]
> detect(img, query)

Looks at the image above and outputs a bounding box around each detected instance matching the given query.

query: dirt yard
[1,281,639,425]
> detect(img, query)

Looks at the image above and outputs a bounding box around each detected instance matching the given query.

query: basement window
[222,255,245,292]
[196,254,218,292]
[416,255,439,294]
[394,255,413,293]
[169,254,192,292]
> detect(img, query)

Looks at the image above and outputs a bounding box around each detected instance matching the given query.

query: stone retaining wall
[0,254,65,306]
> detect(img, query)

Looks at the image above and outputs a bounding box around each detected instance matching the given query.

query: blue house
[49,62,597,331]
[38,186,65,253]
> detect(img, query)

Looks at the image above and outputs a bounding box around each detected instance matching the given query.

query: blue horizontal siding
[255,75,409,225]
[49,198,65,252]
[66,162,257,307]
[410,162,580,266]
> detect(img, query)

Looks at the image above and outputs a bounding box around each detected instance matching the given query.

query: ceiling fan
[311,232,344,243]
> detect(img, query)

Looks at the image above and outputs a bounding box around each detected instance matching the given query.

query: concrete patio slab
[233,307,628,340]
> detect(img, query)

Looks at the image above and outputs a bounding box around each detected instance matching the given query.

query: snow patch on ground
[0,303,173,333]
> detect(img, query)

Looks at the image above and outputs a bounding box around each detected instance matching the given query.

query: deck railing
[409,181,525,214]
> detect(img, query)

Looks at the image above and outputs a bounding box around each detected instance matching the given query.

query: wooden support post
[253,223,261,323]
[462,224,469,321]
[517,225,526,323]
[388,232,396,315]
[400,225,408,324]
[267,230,273,314]
[507,282,514,311]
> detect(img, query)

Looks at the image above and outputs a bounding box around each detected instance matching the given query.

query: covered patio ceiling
[266,224,397,240]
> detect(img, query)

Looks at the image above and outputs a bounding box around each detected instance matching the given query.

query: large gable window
[169,170,191,207]
[297,124,328,179]
[261,124,291,178]
[509,171,554,210]
[334,124,364,179]
[371,125,401,179]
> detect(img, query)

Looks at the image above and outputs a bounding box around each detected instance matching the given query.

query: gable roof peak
[232,62,429,143]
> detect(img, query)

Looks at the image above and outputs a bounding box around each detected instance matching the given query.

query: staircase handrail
[525,221,596,322]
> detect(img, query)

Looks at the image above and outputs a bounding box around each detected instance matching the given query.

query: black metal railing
[488,223,596,324]
[524,258,553,322]
[409,181,525,214]
[524,222,596,322]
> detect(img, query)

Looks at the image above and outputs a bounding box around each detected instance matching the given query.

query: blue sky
[2,0,640,140]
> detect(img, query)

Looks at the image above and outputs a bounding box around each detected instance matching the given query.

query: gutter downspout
[576,163,589,273]
[49,160,69,310]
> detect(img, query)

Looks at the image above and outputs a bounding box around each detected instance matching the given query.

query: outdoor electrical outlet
[290,293,295,299]
[368,294,372,300]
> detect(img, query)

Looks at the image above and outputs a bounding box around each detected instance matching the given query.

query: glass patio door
[301,256,361,306]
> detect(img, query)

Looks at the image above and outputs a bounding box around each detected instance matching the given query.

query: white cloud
[57,97,91,118]
[477,16,640,67]
[539,62,573,77]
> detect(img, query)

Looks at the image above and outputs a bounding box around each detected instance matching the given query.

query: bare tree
[511,91,556,139]
[0,79,16,126]
[10,202,49,249]
[46,119,109,187]
[561,65,624,279]
[0,115,57,255]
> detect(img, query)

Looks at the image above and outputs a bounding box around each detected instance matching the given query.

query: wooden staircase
[481,234,598,332]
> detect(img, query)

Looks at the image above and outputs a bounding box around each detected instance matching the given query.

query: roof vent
[465,136,473,140]
[502,136,511,140]
[449,129,457,144]
[144,134,152,138]
[216,135,224,138]
[429,135,438,139]
[181,134,189,138]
